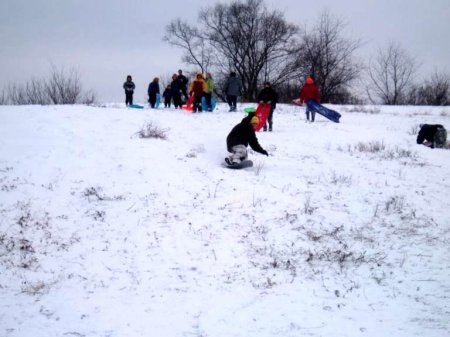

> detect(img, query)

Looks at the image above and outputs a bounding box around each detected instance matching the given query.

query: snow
[0,102,449,337]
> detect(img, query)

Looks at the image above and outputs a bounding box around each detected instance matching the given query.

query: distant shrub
[5,65,96,105]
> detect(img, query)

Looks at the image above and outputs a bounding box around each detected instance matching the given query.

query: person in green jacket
[204,73,215,111]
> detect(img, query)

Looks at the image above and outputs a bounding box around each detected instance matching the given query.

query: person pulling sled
[299,77,321,122]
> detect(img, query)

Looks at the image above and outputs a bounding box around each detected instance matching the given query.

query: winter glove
[261,150,269,156]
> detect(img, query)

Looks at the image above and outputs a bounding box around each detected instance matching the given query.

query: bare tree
[46,65,83,104]
[7,84,27,105]
[367,42,418,105]
[164,19,213,74]
[7,79,50,105]
[5,65,96,105]
[26,78,51,105]
[165,0,298,101]
[296,11,362,103]
[407,70,450,106]
[201,0,298,100]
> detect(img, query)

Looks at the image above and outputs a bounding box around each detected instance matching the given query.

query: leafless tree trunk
[296,11,361,103]
[165,0,298,101]
[367,42,418,105]
[203,0,298,100]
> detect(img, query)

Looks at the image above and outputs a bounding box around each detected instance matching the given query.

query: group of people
[224,76,322,166]
[122,70,216,111]
[126,72,447,166]
[124,72,326,166]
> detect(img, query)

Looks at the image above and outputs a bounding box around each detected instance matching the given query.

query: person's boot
[269,122,273,132]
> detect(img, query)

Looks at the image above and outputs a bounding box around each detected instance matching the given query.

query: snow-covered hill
[1,103,449,337]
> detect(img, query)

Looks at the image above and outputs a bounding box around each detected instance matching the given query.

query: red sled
[254,103,271,131]
[182,93,195,112]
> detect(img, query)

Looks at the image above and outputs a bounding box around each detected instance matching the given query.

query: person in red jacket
[299,77,321,122]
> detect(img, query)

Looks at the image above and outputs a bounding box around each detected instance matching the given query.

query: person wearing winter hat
[299,76,321,122]
[123,75,135,106]
[257,81,279,131]
[225,112,269,165]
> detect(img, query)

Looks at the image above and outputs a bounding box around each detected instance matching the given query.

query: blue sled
[128,104,144,109]
[155,93,161,108]
[201,96,217,111]
[306,100,341,123]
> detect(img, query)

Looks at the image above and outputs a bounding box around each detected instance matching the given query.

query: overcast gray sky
[1,0,449,102]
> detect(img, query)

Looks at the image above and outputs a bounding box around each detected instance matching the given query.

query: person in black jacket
[177,69,189,101]
[257,81,278,131]
[147,77,160,108]
[225,112,269,165]
[170,73,182,109]
[123,75,135,105]
[163,85,172,108]
[416,124,447,148]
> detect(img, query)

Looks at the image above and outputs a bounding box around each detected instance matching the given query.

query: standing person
[123,75,135,106]
[257,81,279,131]
[416,124,447,148]
[204,72,215,111]
[147,77,160,108]
[163,85,172,108]
[299,77,321,122]
[223,72,242,112]
[225,112,269,165]
[177,69,189,101]
[189,73,207,113]
[170,73,182,109]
